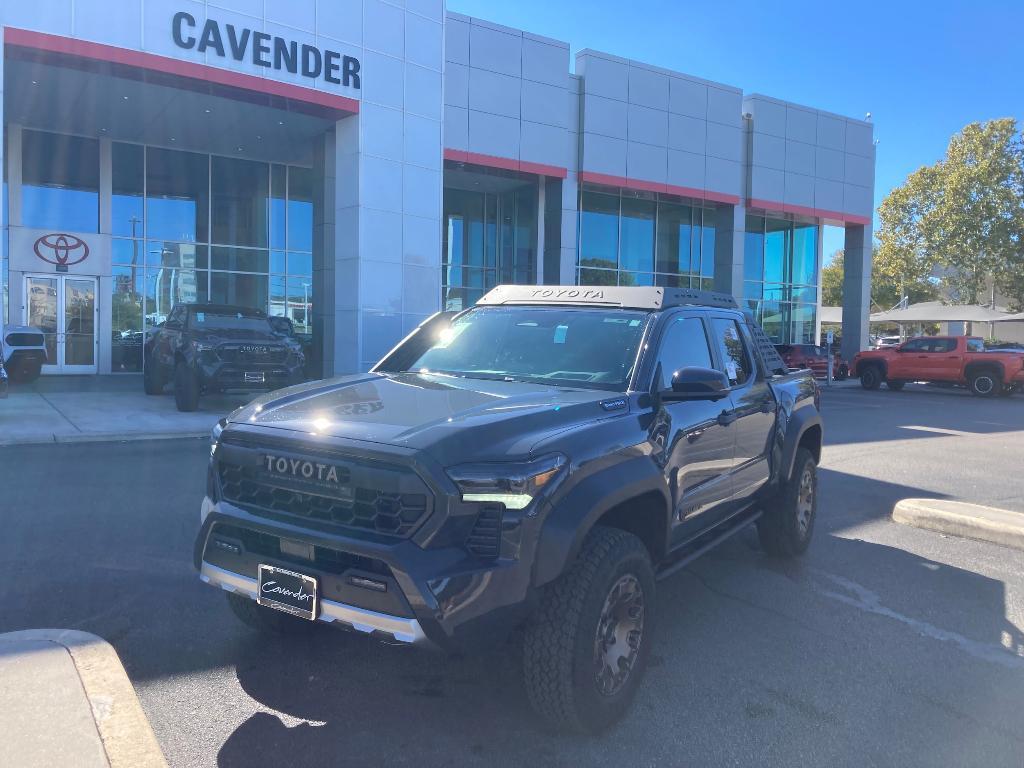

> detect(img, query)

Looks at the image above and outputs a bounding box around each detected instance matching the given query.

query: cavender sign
[172,12,361,89]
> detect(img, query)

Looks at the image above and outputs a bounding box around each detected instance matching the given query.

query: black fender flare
[779,406,823,482]
[964,360,1005,383]
[531,455,670,588]
[857,358,887,379]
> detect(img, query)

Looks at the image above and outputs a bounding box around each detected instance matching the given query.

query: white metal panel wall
[745,93,875,221]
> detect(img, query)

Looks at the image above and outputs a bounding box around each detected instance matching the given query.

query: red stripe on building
[3,27,360,117]
[579,171,741,206]
[747,198,871,226]
[444,149,568,179]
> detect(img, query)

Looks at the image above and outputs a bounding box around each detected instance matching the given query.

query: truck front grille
[217,345,289,364]
[217,460,430,538]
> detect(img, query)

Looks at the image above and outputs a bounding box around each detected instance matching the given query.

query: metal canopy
[869,302,1013,324]
[477,285,740,311]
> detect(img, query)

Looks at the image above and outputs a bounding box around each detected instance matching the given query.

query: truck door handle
[718,410,737,426]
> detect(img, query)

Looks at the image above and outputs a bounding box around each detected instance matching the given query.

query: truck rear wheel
[758,447,817,557]
[860,365,882,390]
[886,379,906,391]
[968,369,999,398]
[226,593,319,635]
[174,361,201,412]
[523,527,655,733]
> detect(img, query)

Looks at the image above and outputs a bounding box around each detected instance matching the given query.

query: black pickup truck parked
[195,286,822,732]
[144,303,306,412]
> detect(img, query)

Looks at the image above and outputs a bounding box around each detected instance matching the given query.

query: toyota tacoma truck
[194,286,822,732]
[143,303,306,411]
[851,335,1024,396]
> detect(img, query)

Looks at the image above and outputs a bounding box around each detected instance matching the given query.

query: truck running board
[656,506,763,582]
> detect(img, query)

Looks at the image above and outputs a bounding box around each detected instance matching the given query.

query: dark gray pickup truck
[195,285,822,732]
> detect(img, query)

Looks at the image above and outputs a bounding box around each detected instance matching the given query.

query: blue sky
[449,0,1024,261]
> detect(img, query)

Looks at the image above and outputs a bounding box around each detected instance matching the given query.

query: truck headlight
[446,454,567,510]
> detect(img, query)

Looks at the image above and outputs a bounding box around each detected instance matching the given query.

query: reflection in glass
[146,147,209,242]
[210,272,268,313]
[764,218,789,284]
[146,241,207,270]
[22,130,99,233]
[112,143,145,238]
[212,156,269,248]
[620,197,655,273]
[288,167,314,252]
[26,276,58,366]
[288,278,313,334]
[744,215,765,282]
[64,279,96,366]
[287,252,312,276]
[580,191,619,270]
[111,266,144,372]
[210,246,269,273]
[792,224,817,285]
[655,202,693,276]
[270,164,287,250]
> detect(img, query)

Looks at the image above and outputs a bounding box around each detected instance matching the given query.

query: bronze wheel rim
[796,465,814,536]
[593,574,645,697]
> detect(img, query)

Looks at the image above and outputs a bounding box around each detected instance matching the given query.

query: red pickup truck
[851,336,1024,397]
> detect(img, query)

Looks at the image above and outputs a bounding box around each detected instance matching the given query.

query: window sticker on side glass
[726,361,738,381]
[553,325,568,344]
[196,312,205,323]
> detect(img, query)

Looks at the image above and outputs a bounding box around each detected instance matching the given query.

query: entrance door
[24,275,98,374]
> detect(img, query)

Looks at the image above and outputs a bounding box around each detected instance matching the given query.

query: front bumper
[195,496,539,653]
[199,560,427,643]
[198,359,304,392]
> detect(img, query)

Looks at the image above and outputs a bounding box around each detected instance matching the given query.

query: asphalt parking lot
[1,385,1022,767]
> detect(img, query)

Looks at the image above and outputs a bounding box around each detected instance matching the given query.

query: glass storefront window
[288,167,314,252]
[146,147,209,243]
[792,223,817,286]
[270,164,287,250]
[579,191,619,271]
[22,130,99,233]
[147,241,208,270]
[210,272,268,312]
[210,246,269,273]
[211,156,269,248]
[112,143,144,238]
[111,265,144,372]
[744,215,764,283]
[655,202,694,276]
[764,218,789,284]
[619,197,655,273]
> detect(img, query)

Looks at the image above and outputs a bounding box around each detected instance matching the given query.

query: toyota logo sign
[33,233,90,267]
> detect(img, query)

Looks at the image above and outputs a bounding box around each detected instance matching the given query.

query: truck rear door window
[710,318,752,386]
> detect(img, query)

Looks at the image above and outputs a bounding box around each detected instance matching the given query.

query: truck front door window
[655,317,714,388]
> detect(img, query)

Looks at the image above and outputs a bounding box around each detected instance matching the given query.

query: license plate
[244,371,265,383]
[257,564,318,620]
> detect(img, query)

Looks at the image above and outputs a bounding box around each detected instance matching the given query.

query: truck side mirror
[662,367,730,401]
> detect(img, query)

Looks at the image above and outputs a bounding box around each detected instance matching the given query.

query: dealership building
[0,1,874,377]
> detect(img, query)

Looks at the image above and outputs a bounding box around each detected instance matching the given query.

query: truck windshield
[406,306,649,390]
[189,309,272,332]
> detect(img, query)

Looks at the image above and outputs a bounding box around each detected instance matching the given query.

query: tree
[821,250,844,306]
[821,247,936,310]
[877,118,1024,306]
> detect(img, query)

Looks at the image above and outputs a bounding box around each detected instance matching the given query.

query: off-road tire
[860,365,882,390]
[226,593,319,635]
[523,527,655,734]
[758,447,817,557]
[968,369,999,398]
[174,361,201,412]
[836,364,849,381]
[143,353,164,395]
[7,359,41,384]
[886,379,906,391]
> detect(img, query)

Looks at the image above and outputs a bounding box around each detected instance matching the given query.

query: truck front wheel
[523,527,655,733]
[758,447,817,557]
[860,365,882,390]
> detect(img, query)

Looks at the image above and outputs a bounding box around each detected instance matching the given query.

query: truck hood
[228,372,620,459]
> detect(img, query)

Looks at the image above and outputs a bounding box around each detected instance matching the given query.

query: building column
[841,223,873,360]
[713,204,745,301]
[559,172,579,284]
[814,222,824,345]
[535,176,545,284]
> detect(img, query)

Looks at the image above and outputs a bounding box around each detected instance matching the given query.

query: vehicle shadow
[215,478,1024,767]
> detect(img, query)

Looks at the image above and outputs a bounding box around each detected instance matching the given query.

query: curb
[0,629,167,768]
[892,498,1024,551]
[0,431,208,448]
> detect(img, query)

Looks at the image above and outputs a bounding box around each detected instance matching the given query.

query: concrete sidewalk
[0,375,253,445]
[0,629,167,768]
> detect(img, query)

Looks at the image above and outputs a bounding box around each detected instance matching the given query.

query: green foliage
[877,119,1024,308]
[821,250,844,306]
[822,248,936,309]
